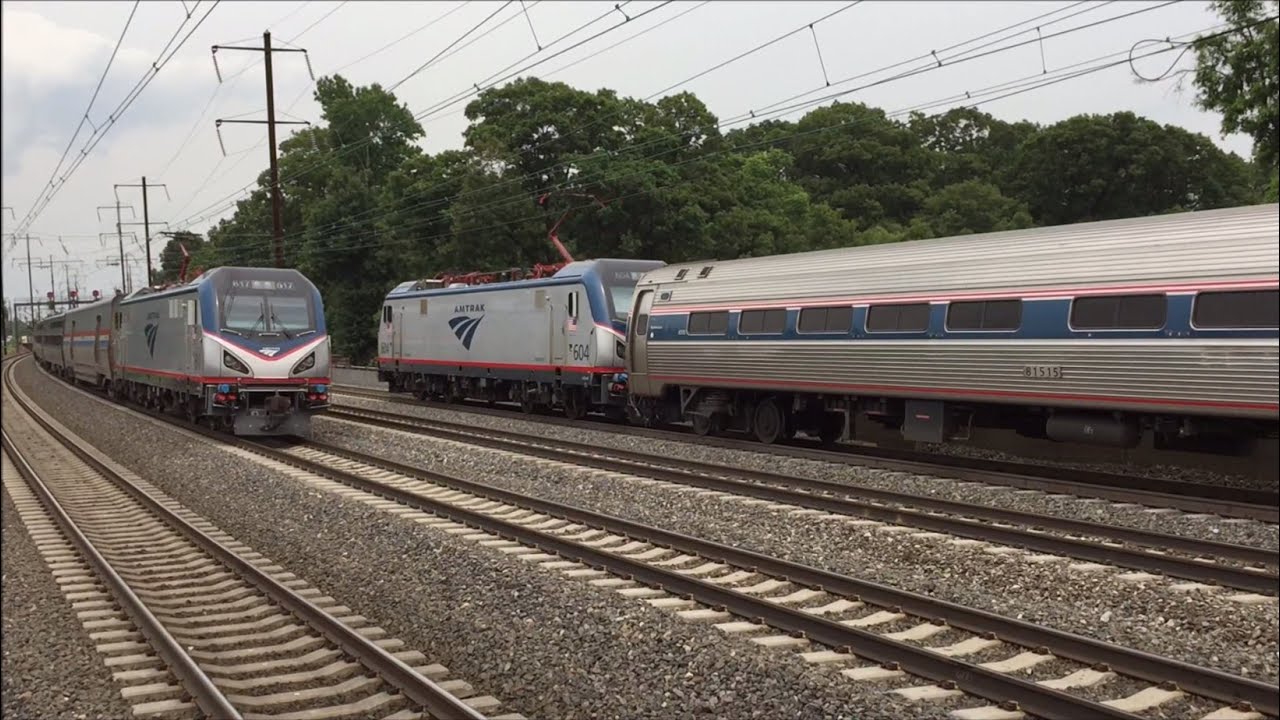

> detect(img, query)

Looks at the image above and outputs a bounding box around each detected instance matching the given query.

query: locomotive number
[1022,365,1063,379]
[569,343,590,361]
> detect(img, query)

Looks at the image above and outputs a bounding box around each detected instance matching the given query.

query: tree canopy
[1193,0,1279,169]
[189,74,1267,362]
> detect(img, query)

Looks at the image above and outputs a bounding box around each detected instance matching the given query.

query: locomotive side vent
[697,266,713,278]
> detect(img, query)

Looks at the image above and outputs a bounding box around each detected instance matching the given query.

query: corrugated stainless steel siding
[641,205,1280,306]
[644,339,1279,419]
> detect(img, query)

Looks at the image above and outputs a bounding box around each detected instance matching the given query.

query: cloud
[1,9,143,87]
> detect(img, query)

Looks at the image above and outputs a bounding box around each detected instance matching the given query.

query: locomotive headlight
[292,352,316,375]
[223,351,251,374]
[615,339,626,358]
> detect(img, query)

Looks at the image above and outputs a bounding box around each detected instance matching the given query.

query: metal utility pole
[97,204,135,293]
[212,31,313,268]
[115,178,170,287]
[4,232,38,321]
[16,256,82,308]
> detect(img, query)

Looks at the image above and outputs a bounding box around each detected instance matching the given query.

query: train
[32,266,332,437]
[380,204,1278,455]
[378,259,664,418]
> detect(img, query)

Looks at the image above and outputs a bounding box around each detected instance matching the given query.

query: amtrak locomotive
[378,259,664,418]
[624,204,1279,454]
[32,267,331,437]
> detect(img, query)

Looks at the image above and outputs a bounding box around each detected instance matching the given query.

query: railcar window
[1193,290,1280,328]
[866,303,931,332]
[687,311,729,335]
[634,314,649,336]
[1070,294,1166,330]
[947,299,1022,331]
[798,306,853,334]
[738,309,786,334]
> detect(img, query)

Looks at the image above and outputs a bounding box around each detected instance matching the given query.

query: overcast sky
[0,0,1255,313]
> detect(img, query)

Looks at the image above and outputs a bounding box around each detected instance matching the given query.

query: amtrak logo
[448,315,484,350]
[261,347,281,357]
[144,323,159,357]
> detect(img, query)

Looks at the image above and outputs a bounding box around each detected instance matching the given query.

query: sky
[0,0,1256,317]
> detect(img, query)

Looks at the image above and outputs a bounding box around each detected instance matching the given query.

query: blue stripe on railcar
[647,296,1278,342]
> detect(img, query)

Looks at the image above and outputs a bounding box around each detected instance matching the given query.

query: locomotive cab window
[1193,289,1280,328]
[738,308,786,334]
[383,305,393,323]
[687,311,729,335]
[218,275,317,337]
[946,299,1022,331]
[568,292,579,320]
[1070,293,1166,330]
[866,303,930,333]
[798,306,853,334]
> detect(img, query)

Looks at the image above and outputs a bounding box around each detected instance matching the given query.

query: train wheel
[817,413,843,446]
[693,413,723,437]
[752,398,784,444]
[563,390,586,421]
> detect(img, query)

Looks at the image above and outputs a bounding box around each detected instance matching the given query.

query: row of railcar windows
[684,289,1279,336]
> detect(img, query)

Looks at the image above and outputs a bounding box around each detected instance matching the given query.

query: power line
[15,2,141,233]
[204,0,1142,247]
[190,18,1233,263]
[328,2,473,75]
[389,1,515,92]
[15,2,221,236]
[172,0,672,228]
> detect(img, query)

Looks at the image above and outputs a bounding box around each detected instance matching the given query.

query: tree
[156,231,205,283]
[919,181,1033,236]
[1007,112,1258,225]
[1193,1,1279,168]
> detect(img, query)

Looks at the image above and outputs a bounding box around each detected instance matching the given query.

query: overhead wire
[226,0,1086,235]
[192,41,1195,263]
[172,0,657,228]
[188,13,1238,260]
[14,1,142,233]
[202,0,1146,245]
[389,1,515,92]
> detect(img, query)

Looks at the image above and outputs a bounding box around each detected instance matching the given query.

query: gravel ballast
[312,414,1280,687]
[333,393,1280,552]
[1,477,137,720]
[15,360,955,720]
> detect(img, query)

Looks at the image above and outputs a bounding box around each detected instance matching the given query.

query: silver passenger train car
[32,267,331,437]
[625,204,1279,453]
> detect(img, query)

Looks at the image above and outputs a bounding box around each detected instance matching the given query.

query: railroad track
[211,434,1278,720]
[323,404,1279,596]
[1,359,515,720]
[331,384,1279,523]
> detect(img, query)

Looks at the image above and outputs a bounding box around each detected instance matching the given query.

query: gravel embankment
[16,360,954,720]
[333,394,1280,552]
[313,414,1280,687]
[1,478,137,720]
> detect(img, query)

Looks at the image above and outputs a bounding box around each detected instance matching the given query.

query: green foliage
[195,74,1265,363]
[1006,112,1257,225]
[1194,1,1279,168]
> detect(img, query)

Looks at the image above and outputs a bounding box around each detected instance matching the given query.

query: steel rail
[1,429,243,720]
[327,406,1280,594]
[3,364,487,720]
[331,384,1280,522]
[241,439,1137,720]
[257,437,1279,718]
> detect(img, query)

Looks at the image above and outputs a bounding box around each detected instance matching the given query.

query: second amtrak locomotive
[377,259,664,418]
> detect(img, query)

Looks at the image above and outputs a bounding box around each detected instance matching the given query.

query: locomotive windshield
[218,276,317,338]
[598,260,665,322]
